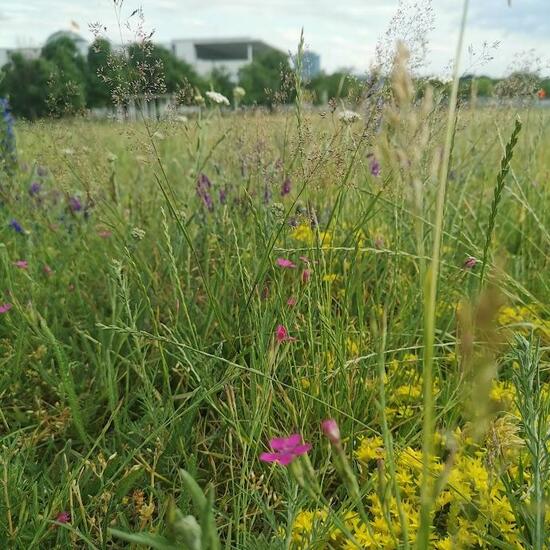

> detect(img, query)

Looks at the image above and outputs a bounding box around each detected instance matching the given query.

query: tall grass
[1,8,550,549]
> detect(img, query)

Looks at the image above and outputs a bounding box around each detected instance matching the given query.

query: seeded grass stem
[418,0,469,547]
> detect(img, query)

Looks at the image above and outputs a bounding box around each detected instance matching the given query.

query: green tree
[0,54,56,119]
[41,36,87,116]
[238,49,291,106]
[127,42,203,97]
[308,71,358,105]
[86,38,114,108]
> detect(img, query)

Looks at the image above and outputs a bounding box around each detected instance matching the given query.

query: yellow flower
[355,435,384,462]
[322,273,339,283]
[291,223,314,245]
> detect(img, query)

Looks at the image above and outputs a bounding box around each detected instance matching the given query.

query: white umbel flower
[233,86,246,99]
[338,110,361,124]
[206,91,230,106]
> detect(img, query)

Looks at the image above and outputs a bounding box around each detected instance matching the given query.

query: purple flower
[69,196,82,212]
[29,182,42,196]
[369,155,381,177]
[259,434,311,466]
[0,303,12,314]
[196,173,214,211]
[9,219,24,233]
[281,177,291,197]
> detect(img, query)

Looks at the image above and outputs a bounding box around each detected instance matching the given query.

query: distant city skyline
[1,0,549,77]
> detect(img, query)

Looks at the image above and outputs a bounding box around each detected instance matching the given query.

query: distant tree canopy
[1,31,549,119]
[238,49,292,106]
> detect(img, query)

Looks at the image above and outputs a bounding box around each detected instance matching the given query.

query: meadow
[1,76,550,548]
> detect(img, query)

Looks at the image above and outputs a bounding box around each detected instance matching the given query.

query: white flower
[131,227,146,240]
[233,86,246,99]
[338,110,361,124]
[205,90,230,106]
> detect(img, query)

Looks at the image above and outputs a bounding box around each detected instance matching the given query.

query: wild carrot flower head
[14,260,28,269]
[275,324,296,342]
[276,258,296,269]
[259,434,311,466]
[0,303,12,314]
[9,219,23,233]
[205,90,230,106]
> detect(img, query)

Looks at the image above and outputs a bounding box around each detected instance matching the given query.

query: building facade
[171,38,278,81]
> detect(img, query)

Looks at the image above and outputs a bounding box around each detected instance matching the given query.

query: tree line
[1,34,549,120]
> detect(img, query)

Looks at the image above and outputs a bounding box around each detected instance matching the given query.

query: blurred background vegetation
[1,33,549,120]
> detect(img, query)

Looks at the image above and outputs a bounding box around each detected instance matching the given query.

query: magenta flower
[54,511,71,525]
[14,260,28,269]
[463,256,477,269]
[259,434,311,466]
[276,258,296,269]
[321,419,341,445]
[302,269,312,283]
[275,324,296,343]
[0,303,12,314]
[287,296,297,307]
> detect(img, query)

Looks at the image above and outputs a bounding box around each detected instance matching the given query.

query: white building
[171,37,278,81]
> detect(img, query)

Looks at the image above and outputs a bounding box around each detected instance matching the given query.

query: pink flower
[321,419,341,445]
[98,230,112,239]
[276,258,296,269]
[463,256,477,269]
[259,434,311,466]
[287,296,297,307]
[302,269,312,283]
[55,511,71,525]
[299,256,311,264]
[14,260,28,269]
[0,303,12,314]
[275,324,296,342]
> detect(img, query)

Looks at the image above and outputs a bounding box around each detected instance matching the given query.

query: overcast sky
[1,0,549,77]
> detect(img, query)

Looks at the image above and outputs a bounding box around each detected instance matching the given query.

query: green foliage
[86,38,114,108]
[41,37,88,116]
[0,54,56,119]
[238,49,292,106]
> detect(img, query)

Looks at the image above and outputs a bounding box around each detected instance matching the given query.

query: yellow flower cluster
[289,430,534,549]
[497,305,550,342]
[291,223,333,249]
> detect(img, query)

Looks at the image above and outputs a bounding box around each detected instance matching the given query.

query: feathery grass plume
[457,284,505,441]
